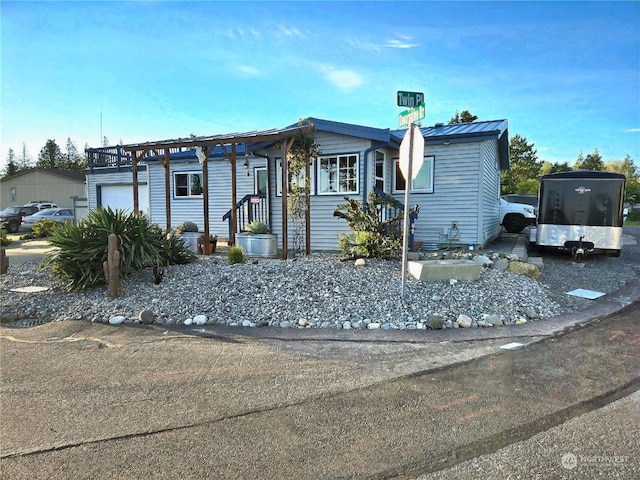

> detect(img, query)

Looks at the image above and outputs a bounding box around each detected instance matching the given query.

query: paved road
[1,229,639,478]
[1,297,638,479]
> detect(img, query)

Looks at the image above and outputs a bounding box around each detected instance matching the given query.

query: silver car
[22,208,75,228]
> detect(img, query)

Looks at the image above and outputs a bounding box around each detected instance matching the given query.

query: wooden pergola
[121,122,315,259]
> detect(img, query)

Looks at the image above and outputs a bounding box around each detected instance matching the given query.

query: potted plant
[235,220,278,258]
[174,221,199,253]
[198,233,218,255]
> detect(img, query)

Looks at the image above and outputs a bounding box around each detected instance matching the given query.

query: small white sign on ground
[500,342,525,350]
[566,288,606,300]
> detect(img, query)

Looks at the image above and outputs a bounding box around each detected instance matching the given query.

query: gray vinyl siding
[147,158,265,238]
[267,131,372,251]
[395,142,483,246]
[87,168,148,211]
[480,139,501,244]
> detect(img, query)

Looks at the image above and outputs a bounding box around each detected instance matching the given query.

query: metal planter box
[235,233,278,258]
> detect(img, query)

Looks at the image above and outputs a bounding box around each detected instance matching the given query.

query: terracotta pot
[200,240,217,255]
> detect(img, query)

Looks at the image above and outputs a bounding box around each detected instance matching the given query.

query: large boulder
[507,261,540,279]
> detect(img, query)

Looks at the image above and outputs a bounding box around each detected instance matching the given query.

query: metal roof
[391,119,510,170]
[391,119,508,142]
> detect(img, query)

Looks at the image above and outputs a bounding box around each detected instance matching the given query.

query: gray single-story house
[85,117,509,252]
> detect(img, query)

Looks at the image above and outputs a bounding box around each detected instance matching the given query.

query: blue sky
[1,0,639,168]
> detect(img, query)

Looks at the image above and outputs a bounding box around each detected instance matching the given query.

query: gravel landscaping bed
[1,231,639,331]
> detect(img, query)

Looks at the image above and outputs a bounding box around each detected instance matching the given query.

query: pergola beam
[121,121,316,257]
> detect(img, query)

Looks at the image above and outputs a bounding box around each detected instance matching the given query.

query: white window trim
[374,151,385,192]
[275,158,315,197]
[173,171,204,199]
[254,166,267,195]
[392,155,435,193]
[317,153,359,195]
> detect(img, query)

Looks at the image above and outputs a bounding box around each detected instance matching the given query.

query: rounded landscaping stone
[138,309,156,324]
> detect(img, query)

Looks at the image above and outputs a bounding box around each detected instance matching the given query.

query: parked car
[22,208,75,228]
[0,205,40,233]
[23,201,59,210]
[500,198,537,233]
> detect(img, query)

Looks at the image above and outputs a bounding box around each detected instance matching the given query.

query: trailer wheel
[503,214,525,234]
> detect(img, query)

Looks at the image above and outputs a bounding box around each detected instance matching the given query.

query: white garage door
[100,184,149,215]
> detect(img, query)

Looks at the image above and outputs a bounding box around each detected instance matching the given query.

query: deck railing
[372,186,419,251]
[222,194,268,242]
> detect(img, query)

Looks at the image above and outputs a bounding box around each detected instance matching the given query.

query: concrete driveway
[2,238,56,265]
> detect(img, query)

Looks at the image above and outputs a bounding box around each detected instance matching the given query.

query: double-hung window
[318,154,358,194]
[393,156,435,193]
[174,172,203,198]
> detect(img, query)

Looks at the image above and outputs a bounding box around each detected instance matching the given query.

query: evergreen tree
[448,110,478,124]
[37,139,63,169]
[61,137,87,172]
[540,161,572,175]
[607,154,639,203]
[18,142,33,171]
[501,134,542,194]
[2,149,19,177]
[574,148,605,171]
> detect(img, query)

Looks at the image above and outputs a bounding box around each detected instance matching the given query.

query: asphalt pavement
[1,230,639,479]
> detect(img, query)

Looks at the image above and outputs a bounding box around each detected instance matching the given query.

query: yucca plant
[43,208,196,292]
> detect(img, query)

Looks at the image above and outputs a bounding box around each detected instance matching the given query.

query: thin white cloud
[319,65,363,90]
[624,128,640,133]
[349,36,420,51]
[385,37,420,49]
[278,24,303,38]
[237,66,261,77]
[224,27,261,41]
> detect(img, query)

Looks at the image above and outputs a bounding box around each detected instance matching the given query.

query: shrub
[333,192,414,259]
[0,228,12,246]
[228,245,246,265]
[31,219,59,238]
[626,209,640,223]
[246,221,270,234]
[175,221,199,233]
[43,207,197,292]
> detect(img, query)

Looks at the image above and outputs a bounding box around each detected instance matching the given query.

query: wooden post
[230,144,238,245]
[132,151,140,215]
[0,248,9,275]
[103,233,122,298]
[163,149,171,231]
[305,152,311,255]
[201,145,211,255]
[281,141,289,259]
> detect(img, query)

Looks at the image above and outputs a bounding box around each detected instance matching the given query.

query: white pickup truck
[500,198,537,233]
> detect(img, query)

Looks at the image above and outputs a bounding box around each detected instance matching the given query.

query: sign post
[397,91,426,300]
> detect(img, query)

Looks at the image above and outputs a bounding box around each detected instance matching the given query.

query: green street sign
[397,91,425,108]
[398,102,426,127]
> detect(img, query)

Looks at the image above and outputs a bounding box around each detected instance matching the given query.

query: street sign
[397,91,425,108]
[399,125,425,181]
[398,102,426,127]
